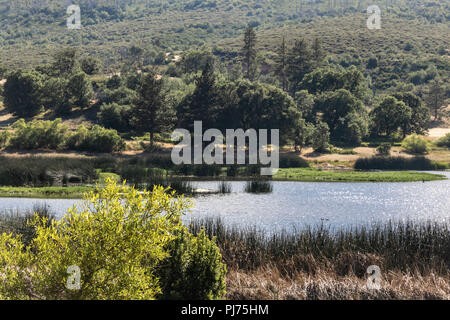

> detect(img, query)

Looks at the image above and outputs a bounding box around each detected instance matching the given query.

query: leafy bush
[0,181,227,300]
[0,130,10,148]
[279,154,309,168]
[436,133,450,148]
[376,143,392,156]
[2,69,44,117]
[8,119,68,150]
[68,125,125,153]
[97,103,131,132]
[157,229,227,300]
[401,134,430,154]
[312,122,330,152]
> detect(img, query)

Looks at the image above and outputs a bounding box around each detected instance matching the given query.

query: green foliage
[315,89,368,145]
[279,154,309,168]
[157,229,227,300]
[0,181,227,300]
[354,156,436,171]
[8,119,67,150]
[180,48,215,74]
[214,79,301,143]
[376,143,392,156]
[293,118,315,152]
[98,103,132,132]
[41,77,71,115]
[50,47,78,77]
[68,125,125,153]
[436,133,450,148]
[242,25,257,81]
[80,56,101,75]
[424,78,448,120]
[132,70,175,145]
[0,181,192,299]
[401,134,430,154]
[300,67,369,101]
[67,71,94,108]
[312,121,330,152]
[0,156,97,187]
[392,92,429,136]
[3,69,44,117]
[0,130,10,148]
[370,96,412,137]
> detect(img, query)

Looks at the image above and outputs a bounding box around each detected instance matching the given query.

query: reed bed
[189,218,450,276]
[218,181,232,194]
[354,156,448,170]
[0,204,55,246]
[244,180,273,193]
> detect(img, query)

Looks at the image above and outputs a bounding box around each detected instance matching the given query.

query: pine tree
[132,70,174,146]
[242,25,257,81]
[424,79,447,120]
[287,38,313,95]
[182,61,218,130]
[311,37,325,68]
[274,36,288,91]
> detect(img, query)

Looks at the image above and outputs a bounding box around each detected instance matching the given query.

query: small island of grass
[274,168,447,183]
[0,186,96,199]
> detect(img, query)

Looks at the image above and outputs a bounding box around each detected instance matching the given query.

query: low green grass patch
[0,186,96,198]
[274,168,446,182]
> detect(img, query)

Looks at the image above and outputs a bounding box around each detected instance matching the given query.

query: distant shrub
[68,125,125,153]
[376,143,392,156]
[173,164,222,177]
[8,119,67,150]
[3,69,44,117]
[279,154,309,168]
[354,156,435,170]
[436,133,450,148]
[97,103,131,132]
[226,165,238,177]
[0,131,10,148]
[401,134,430,154]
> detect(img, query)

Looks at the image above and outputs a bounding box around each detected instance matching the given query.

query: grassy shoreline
[0,169,446,198]
[0,186,96,199]
[274,168,447,182]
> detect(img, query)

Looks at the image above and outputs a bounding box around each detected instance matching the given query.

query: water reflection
[0,172,449,233]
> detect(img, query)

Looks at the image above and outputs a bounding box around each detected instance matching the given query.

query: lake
[1,171,449,233]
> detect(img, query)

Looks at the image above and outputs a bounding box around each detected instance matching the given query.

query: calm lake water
[1,171,449,233]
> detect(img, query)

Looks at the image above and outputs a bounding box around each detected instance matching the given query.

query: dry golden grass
[226,267,450,300]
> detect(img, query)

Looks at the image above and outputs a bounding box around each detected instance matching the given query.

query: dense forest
[0,0,449,154]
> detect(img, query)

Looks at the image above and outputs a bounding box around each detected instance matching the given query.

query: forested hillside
[0,0,449,155]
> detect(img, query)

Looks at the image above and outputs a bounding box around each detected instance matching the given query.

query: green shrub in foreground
[157,229,227,300]
[0,180,226,300]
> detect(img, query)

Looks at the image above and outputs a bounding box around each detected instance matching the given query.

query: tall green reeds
[189,218,450,276]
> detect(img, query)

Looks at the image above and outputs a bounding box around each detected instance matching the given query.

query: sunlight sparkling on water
[0,172,449,233]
